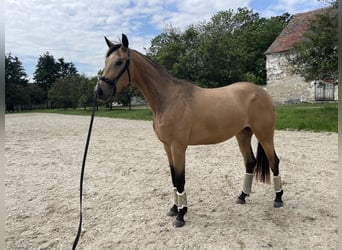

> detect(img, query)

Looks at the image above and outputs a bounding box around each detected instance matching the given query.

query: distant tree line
[6,4,337,111]
[5,52,97,111]
[147,8,291,87]
[147,5,337,86]
[5,54,30,112]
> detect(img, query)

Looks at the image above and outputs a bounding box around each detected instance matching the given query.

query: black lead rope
[72,94,97,250]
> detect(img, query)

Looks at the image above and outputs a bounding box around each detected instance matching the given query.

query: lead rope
[72,93,97,250]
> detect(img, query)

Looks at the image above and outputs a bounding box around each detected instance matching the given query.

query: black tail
[255,143,271,183]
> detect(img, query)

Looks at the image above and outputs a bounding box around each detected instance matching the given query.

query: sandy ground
[5,113,338,250]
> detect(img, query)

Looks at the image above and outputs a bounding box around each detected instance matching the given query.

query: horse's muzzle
[94,83,115,101]
[94,84,104,97]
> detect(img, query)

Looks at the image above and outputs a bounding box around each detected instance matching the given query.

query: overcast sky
[5,0,326,80]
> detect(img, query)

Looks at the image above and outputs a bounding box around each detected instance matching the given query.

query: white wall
[265,52,315,104]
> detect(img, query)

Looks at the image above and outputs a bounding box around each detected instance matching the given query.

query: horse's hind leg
[255,138,284,208]
[235,127,256,204]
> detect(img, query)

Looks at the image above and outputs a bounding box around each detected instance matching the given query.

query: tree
[147,26,185,72]
[78,76,97,110]
[196,9,250,87]
[33,52,79,107]
[148,25,202,83]
[48,74,95,110]
[57,58,78,78]
[33,52,59,106]
[5,53,30,111]
[289,4,337,81]
[28,83,45,107]
[234,12,291,84]
[147,8,288,87]
[114,85,143,110]
[48,75,82,109]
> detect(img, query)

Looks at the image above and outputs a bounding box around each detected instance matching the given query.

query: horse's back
[193,82,274,114]
[224,82,273,103]
[187,82,275,145]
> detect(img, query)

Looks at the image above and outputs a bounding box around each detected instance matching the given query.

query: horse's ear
[104,36,114,48]
[122,34,129,49]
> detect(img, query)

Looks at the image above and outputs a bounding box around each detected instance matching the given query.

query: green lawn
[25,103,338,133]
[275,103,337,133]
[29,106,153,121]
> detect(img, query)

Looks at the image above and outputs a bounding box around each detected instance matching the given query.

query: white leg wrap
[242,173,254,194]
[177,191,187,209]
[273,176,282,192]
[172,187,177,206]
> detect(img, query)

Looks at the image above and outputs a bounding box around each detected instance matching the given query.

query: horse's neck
[131,51,175,113]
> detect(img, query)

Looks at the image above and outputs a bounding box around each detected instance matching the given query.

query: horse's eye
[116,60,123,66]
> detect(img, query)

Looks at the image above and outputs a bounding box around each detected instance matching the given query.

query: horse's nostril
[95,86,104,96]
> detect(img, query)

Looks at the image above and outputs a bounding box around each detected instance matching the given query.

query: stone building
[264,8,337,104]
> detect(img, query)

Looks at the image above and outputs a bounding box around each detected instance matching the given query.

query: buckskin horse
[95,34,283,227]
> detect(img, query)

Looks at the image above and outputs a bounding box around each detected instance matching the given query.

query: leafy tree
[172,25,201,81]
[33,52,78,107]
[114,85,143,110]
[28,84,45,107]
[5,53,30,111]
[48,74,95,110]
[235,12,291,84]
[78,76,97,110]
[57,58,78,78]
[289,4,337,81]
[33,52,59,106]
[48,74,85,109]
[148,26,184,72]
[196,9,245,87]
[147,8,288,87]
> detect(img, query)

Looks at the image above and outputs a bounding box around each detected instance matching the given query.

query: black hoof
[236,197,246,204]
[273,201,283,208]
[167,205,178,217]
[173,219,185,228]
[167,209,178,217]
[236,191,248,204]
[274,190,284,208]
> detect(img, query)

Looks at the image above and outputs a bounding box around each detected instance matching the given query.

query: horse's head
[95,34,131,101]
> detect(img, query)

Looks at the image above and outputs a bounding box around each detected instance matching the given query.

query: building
[264,7,337,104]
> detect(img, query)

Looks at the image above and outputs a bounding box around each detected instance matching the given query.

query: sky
[5,0,326,81]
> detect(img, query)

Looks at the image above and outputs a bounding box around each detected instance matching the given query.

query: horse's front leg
[173,168,187,227]
[163,144,178,216]
[164,143,188,227]
[166,166,178,217]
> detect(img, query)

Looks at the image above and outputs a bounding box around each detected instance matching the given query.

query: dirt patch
[5,113,338,249]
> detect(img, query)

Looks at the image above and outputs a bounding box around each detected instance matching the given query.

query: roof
[265,7,333,55]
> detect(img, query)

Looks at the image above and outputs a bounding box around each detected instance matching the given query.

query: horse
[95,34,284,227]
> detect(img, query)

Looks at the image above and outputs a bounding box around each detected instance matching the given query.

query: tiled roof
[265,7,332,54]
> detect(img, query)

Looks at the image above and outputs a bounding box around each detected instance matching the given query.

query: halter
[99,49,131,90]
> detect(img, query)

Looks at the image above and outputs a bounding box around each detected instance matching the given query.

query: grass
[29,106,153,121]
[22,103,338,133]
[275,103,338,133]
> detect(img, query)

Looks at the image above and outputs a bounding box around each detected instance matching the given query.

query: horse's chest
[153,118,190,145]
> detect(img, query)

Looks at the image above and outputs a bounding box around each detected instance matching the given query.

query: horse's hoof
[173,219,185,228]
[273,201,283,208]
[167,210,178,217]
[274,190,284,208]
[167,205,178,217]
[235,198,246,204]
[236,192,248,204]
